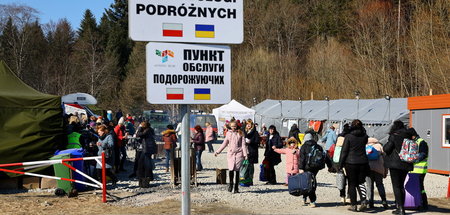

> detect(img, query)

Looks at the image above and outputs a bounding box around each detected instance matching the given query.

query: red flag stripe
[167,94,184,100]
[163,30,183,37]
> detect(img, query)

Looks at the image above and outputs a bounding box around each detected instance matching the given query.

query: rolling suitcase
[404,173,422,209]
[288,172,315,196]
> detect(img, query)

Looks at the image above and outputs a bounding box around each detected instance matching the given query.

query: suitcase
[404,173,422,209]
[288,172,315,196]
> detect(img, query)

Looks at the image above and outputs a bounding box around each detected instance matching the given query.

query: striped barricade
[0,152,107,203]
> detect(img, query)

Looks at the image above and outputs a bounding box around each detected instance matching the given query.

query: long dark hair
[389,120,405,135]
[268,125,278,135]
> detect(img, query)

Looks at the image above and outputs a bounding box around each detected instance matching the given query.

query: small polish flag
[163,23,183,37]
[166,88,184,100]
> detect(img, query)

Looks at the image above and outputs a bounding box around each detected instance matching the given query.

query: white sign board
[129,0,243,44]
[146,42,231,104]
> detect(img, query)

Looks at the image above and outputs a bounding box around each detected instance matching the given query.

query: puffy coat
[162,129,177,150]
[383,129,414,171]
[244,127,260,164]
[321,129,337,151]
[367,138,387,176]
[264,133,283,165]
[339,128,369,167]
[216,130,248,171]
[274,148,300,174]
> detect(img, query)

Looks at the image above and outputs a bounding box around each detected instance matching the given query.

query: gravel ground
[102,141,450,214]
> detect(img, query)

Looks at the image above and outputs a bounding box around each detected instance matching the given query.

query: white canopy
[62,93,97,105]
[212,99,255,135]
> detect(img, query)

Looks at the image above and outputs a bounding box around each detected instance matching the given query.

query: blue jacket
[321,129,337,150]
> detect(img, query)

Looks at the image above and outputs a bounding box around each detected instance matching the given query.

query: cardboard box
[22,177,40,189]
[40,177,57,189]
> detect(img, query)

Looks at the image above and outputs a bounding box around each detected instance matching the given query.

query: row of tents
[212,98,408,143]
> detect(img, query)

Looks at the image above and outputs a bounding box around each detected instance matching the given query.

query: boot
[348,205,357,212]
[359,200,368,212]
[398,206,405,215]
[421,193,428,211]
[234,171,239,193]
[228,171,234,192]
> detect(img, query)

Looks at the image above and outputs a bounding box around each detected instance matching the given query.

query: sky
[1,0,115,29]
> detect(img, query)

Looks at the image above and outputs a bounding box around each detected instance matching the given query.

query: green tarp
[0,61,65,169]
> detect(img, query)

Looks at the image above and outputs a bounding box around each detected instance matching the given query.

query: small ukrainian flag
[194,88,211,100]
[195,24,215,38]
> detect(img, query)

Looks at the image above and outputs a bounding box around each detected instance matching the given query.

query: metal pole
[357,98,360,119]
[181,105,191,215]
[388,99,391,122]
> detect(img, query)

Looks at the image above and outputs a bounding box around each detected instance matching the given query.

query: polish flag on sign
[166,88,184,100]
[162,23,183,37]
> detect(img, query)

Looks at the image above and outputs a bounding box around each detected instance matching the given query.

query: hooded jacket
[339,128,369,167]
[162,129,177,150]
[383,128,414,171]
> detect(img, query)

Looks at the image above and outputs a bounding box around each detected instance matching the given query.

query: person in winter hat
[273,137,300,186]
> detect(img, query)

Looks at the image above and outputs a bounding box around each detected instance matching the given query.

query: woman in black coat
[383,120,413,215]
[264,125,283,185]
[244,120,260,184]
[135,121,157,188]
[339,119,369,212]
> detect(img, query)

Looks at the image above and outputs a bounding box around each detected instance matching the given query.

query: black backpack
[306,144,326,171]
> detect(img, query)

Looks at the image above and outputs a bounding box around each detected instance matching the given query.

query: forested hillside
[0,0,448,114]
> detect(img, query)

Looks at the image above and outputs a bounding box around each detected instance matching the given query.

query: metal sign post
[181,104,191,215]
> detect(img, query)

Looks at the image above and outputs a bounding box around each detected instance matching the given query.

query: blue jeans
[165,149,171,169]
[196,150,203,171]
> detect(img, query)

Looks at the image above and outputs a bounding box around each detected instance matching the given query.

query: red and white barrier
[0,152,107,203]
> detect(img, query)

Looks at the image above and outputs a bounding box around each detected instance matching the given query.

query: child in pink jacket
[273,137,300,185]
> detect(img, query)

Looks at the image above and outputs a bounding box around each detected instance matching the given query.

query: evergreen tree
[0,17,17,71]
[78,9,98,38]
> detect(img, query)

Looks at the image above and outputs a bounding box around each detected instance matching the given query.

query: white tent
[212,99,255,135]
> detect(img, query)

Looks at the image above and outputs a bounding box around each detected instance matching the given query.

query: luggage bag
[288,171,315,196]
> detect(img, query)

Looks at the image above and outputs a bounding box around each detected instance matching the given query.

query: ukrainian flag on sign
[194,88,211,100]
[195,25,215,38]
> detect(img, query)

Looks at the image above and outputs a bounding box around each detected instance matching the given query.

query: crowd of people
[65,111,430,214]
[215,118,429,215]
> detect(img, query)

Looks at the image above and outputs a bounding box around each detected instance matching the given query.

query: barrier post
[447,173,450,198]
[102,152,106,203]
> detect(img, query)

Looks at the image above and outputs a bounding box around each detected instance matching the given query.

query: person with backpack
[365,137,388,209]
[383,120,413,215]
[338,119,370,212]
[205,122,215,153]
[264,125,283,185]
[298,133,329,208]
[244,119,260,185]
[407,127,429,211]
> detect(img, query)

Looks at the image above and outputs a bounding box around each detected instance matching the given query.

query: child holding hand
[273,137,300,186]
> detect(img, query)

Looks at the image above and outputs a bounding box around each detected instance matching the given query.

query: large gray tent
[253,98,409,143]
